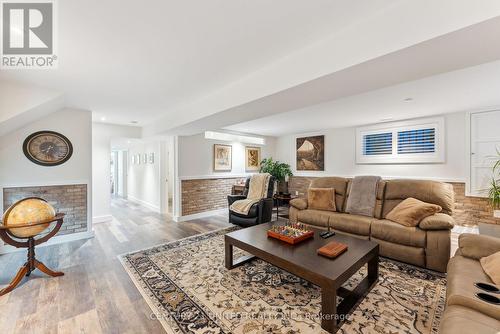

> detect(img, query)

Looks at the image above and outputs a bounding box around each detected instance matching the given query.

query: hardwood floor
[0,197,232,334]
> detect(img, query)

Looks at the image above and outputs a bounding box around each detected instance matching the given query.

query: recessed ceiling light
[130,120,138,124]
[379,117,394,122]
[100,116,106,121]
[404,97,413,102]
[127,140,131,144]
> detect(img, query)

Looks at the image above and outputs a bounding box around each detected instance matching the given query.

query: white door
[469,110,500,196]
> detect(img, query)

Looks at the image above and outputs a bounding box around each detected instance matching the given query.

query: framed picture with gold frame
[213,144,232,171]
[245,146,261,172]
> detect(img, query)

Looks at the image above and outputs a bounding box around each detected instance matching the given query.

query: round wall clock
[23,131,73,166]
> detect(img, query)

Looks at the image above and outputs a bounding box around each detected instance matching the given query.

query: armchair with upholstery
[227,176,275,227]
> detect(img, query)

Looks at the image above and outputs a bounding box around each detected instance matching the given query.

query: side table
[231,184,246,195]
[273,194,297,221]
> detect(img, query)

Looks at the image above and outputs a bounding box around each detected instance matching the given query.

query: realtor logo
[1,0,57,69]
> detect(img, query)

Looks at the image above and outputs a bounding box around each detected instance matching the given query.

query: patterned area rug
[119,227,446,334]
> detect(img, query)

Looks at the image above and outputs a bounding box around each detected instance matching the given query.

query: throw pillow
[308,188,336,212]
[386,197,442,227]
[480,251,500,285]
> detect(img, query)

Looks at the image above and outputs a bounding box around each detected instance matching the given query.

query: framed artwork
[142,154,147,164]
[296,135,324,171]
[245,146,261,171]
[136,154,141,164]
[213,144,232,171]
[148,153,154,164]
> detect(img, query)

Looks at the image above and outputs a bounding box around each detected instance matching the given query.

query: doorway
[111,150,128,197]
[469,110,500,196]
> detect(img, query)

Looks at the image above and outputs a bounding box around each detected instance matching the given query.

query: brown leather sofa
[439,234,500,333]
[289,177,455,272]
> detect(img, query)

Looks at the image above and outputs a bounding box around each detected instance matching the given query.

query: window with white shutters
[356,117,444,164]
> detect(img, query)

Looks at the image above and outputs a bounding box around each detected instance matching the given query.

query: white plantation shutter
[356,117,444,164]
[397,128,436,154]
[363,133,392,155]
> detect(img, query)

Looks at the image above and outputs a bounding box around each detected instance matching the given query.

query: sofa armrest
[290,198,307,210]
[227,195,246,206]
[419,213,455,230]
[458,233,500,260]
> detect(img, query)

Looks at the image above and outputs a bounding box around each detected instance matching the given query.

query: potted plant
[489,148,500,218]
[259,158,293,194]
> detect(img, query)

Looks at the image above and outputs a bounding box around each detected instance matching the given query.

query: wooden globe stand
[0,213,65,296]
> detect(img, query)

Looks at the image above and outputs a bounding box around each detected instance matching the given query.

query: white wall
[178,133,277,177]
[92,123,141,221]
[127,141,161,212]
[275,112,466,182]
[0,108,93,230]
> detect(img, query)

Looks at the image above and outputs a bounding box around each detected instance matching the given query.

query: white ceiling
[224,60,500,136]
[2,1,500,137]
[0,0,395,126]
[168,16,500,136]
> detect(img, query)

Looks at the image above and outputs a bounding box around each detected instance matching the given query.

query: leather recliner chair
[227,176,275,227]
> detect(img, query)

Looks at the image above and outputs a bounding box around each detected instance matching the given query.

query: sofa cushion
[439,305,500,334]
[297,209,334,228]
[371,237,425,267]
[459,233,500,260]
[308,188,336,212]
[480,251,500,285]
[371,219,426,248]
[419,213,454,230]
[386,197,442,227]
[447,254,500,321]
[310,177,348,212]
[382,179,454,217]
[290,198,307,210]
[329,213,372,236]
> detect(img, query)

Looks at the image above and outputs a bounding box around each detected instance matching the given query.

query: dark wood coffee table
[225,223,379,333]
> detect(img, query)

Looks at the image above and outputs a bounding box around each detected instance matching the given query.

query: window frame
[356,117,445,164]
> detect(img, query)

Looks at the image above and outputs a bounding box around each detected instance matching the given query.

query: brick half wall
[3,184,89,237]
[288,176,500,226]
[181,177,244,216]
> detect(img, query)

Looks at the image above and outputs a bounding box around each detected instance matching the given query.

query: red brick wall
[2,184,88,239]
[288,176,500,226]
[181,177,244,216]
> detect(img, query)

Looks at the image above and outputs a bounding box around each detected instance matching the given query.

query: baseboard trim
[127,195,160,212]
[0,230,95,254]
[174,208,227,222]
[93,215,113,223]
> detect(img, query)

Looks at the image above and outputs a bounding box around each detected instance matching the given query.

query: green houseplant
[489,148,500,218]
[259,158,293,194]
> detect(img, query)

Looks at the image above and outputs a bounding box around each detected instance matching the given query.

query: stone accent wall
[452,182,500,226]
[288,176,500,226]
[181,178,244,216]
[3,184,88,237]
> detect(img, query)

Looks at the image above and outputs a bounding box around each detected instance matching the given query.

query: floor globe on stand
[2,198,55,238]
[0,197,65,296]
